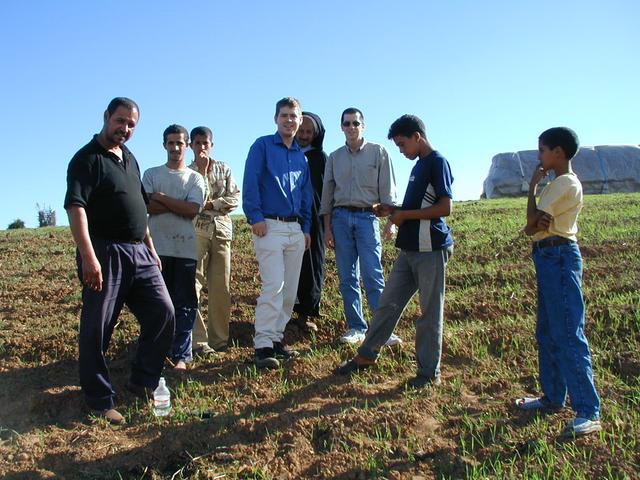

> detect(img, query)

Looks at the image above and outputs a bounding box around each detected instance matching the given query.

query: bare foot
[174,360,187,371]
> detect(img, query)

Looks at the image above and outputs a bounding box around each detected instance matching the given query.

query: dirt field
[1,195,639,479]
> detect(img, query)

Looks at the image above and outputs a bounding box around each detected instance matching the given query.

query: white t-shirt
[142,165,205,259]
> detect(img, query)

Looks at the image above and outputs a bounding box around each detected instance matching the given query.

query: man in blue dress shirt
[242,97,312,368]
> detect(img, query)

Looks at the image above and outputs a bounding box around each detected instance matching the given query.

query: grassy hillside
[0,193,638,479]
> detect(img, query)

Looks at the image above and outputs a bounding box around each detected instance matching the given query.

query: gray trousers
[358,247,452,380]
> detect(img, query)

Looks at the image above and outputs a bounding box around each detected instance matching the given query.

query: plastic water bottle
[153,377,171,417]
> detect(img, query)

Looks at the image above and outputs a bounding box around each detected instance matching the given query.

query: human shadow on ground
[4,356,414,479]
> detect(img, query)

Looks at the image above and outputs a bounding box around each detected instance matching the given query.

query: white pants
[252,219,305,349]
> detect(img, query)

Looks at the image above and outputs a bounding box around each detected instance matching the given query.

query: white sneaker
[385,333,403,347]
[562,417,602,438]
[339,329,366,344]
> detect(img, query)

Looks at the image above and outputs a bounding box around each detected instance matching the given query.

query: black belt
[336,206,374,213]
[264,215,300,223]
[95,237,143,244]
[532,237,575,251]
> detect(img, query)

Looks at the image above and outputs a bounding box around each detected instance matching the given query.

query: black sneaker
[273,342,299,360]
[254,348,280,369]
[335,356,375,375]
[406,375,442,389]
[126,381,154,399]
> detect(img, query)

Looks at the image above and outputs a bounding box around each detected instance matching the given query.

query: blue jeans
[359,248,451,379]
[533,240,600,419]
[331,208,385,332]
[160,256,198,363]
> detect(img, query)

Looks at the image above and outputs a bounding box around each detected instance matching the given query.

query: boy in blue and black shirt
[337,114,454,388]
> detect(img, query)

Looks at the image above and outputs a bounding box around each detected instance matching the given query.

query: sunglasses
[342,121,362,127]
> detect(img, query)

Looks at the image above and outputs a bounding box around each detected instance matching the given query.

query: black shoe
[273,342,299,360]
[406,375,441,389]
[254,348,280,369]
[126,381,154,399]
[335,356,375,375]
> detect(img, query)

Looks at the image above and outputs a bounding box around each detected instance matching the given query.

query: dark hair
[275,97,302,116]
[106,97,139,115]
[341,107,364,124]
[539,127,580,160]
[163,124,189,144]
[190,126,213,142]
[387,114,426,139]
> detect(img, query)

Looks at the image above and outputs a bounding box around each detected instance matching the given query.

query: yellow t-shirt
[532,173,583,242]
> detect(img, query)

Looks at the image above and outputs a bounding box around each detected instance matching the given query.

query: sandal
[514,397,562,411]
[173,360,187,371]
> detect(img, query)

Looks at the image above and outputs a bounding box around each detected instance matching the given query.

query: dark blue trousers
[77,240,175,411]
[159,256,197,362]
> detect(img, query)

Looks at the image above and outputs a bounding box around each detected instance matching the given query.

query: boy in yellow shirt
[516,127,601,438]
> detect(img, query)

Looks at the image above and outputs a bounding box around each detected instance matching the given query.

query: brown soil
[0,222,638,479]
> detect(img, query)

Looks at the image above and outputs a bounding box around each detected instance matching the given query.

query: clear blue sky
[1,0,638,228]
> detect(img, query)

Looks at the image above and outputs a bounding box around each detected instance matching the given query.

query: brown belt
[532,237,575,251]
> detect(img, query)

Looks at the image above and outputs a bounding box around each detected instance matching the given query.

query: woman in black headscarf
[293,111,328,330]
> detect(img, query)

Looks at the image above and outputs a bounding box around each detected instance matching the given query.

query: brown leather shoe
[126,381,154,399]
[99,408,126,425]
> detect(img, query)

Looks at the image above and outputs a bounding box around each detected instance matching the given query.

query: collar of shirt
[187,160,215,174]
[92,134,130,165]
[345,138,368,154]
[273,131,302,151]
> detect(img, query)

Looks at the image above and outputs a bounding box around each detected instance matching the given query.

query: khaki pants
[193,233,231,350]
[252,219,305,349]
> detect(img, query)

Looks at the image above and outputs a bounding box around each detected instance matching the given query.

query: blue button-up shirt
[242,132,312,233]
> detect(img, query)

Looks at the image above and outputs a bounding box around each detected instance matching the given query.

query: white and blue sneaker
[339,329,367,344]
[562,417,602,438]
[384,333,403,347]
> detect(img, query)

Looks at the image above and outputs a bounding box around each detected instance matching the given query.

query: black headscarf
[302,111,325,151]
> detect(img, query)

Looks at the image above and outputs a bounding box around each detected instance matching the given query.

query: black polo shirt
[64,135,149,242]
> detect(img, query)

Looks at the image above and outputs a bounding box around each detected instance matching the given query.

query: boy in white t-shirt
[515,127,601,438]
[143,124,205,370]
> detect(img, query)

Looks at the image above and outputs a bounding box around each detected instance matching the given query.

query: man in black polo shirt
[64,97,175,425]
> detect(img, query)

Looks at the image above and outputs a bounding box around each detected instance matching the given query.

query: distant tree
[37,204,56,227]
[8,218,26,229]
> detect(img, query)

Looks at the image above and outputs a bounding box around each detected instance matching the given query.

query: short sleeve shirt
[142,165,205,260]
[532,173,582,242]
[395,151,454,252]
[63,136,148,242]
